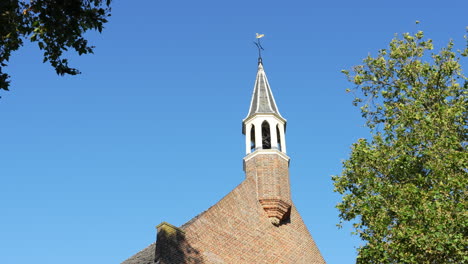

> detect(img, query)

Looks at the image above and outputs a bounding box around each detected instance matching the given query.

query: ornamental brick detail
[259,198,291,225]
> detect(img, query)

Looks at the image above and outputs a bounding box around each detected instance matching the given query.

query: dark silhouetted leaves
[0,0,112,91]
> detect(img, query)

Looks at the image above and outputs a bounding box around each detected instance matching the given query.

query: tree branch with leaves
[0,0,111,92]
[334,27,468,263]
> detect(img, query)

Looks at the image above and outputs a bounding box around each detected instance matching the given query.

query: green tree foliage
[0,0,111,91]
[333,29,468,263]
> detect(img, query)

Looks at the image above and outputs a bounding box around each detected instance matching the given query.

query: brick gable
[122,176,325,264]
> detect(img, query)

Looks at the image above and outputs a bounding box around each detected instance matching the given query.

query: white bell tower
[242,60,287,155]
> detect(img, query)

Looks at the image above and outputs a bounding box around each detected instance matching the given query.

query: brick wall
[180,176,326,263]
[244,152,292,224]
[123,151,326,264]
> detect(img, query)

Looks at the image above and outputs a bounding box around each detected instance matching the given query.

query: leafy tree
[333,28,468,263]
[0,0,111,91]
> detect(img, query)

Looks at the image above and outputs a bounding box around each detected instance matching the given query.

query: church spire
[242,42,291,225]
[244,61,284,121]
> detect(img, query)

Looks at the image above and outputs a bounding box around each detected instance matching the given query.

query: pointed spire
[244,61,284,121]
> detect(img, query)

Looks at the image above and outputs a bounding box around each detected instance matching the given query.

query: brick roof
[122,176,326,264]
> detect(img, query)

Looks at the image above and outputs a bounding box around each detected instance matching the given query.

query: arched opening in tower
[250,124,256,151]
[276,124,282,151]
[261,121,271,149]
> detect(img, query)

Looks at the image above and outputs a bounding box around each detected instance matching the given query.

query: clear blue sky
[1,1,466,263]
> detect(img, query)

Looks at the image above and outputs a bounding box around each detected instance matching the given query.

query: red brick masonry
[244,152,292,225]
[122,171,326,263]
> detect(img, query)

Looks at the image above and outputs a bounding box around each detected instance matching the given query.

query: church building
[122,56,326,264]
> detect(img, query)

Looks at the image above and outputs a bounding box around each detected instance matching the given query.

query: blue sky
[1,1,466,263]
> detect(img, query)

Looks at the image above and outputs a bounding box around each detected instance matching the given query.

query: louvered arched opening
[261,121,271,149]
[276,124,282,151]
[250,124,256,151]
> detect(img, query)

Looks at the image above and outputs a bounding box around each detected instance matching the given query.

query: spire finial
[254,33,265,64]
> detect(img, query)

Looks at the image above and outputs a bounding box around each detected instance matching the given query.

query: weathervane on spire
[254,33,265,63]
